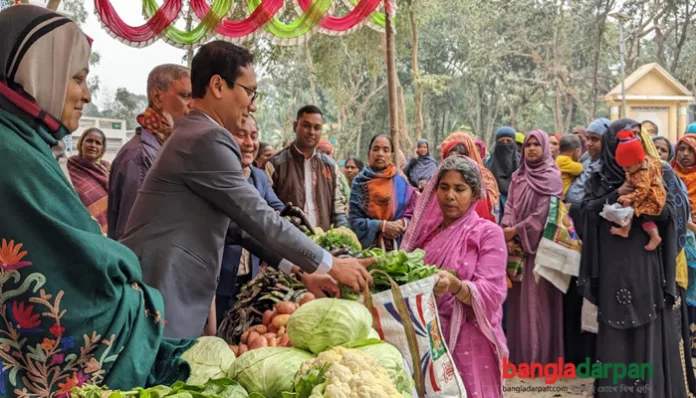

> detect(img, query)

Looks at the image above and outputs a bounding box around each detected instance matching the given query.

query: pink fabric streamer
[190,0,283,38]
[296,0,381,31]
[95,0,182,43]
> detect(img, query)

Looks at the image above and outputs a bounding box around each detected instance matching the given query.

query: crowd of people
[5,4,696,398]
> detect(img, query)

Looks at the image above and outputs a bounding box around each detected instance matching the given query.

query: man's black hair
[296,105,323,121]
[191,41,254,99]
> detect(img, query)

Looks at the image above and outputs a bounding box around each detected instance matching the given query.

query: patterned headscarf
[0,5,91,182]
[0,5,91,127]
[440,132,500,214]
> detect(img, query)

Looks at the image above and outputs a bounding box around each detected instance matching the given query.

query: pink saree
[402,156,509,398]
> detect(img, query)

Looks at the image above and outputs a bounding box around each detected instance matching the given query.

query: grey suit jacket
[121,110,325,339]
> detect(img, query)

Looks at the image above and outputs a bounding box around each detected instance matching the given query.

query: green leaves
[368,249,440,290]
[282,364,331,398]
[71,378,248,398]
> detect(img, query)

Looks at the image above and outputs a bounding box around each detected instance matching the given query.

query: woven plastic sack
[365,273,467,398]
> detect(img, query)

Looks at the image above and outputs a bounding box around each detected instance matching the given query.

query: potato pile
[229,293,315,356]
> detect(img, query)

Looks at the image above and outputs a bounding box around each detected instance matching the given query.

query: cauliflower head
[298,347,402,398]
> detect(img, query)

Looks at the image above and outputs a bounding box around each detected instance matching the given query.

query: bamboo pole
[384,0,400,163]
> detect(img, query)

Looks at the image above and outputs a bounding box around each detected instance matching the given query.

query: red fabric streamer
[190,0,283,38]
[296,0,381,31]
[95,0,182,44]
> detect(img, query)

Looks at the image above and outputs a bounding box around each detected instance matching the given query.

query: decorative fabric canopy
[94,0,393,48]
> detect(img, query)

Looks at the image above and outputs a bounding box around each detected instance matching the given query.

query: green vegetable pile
[229,347,315,397]
[311,227,362,256]
[71,378,249,398]
[72,299,414,398]
[340,249,444,299]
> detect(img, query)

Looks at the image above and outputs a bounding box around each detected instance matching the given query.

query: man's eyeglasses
[233,82,258,103]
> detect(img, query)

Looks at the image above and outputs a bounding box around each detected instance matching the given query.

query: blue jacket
[217,166,285,297]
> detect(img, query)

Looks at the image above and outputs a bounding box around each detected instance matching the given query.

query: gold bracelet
[461,285,472,302]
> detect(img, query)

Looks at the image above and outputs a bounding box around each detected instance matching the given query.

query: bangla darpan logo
[503,358,653,385]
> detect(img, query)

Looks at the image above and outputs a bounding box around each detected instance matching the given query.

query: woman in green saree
[0,5,193,396]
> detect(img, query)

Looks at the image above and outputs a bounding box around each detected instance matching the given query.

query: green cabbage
[229,347,314,398]
[181,336,236,385]
[358,343,414,397]
[287,298,372,353]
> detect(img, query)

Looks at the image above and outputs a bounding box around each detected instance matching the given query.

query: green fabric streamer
[247,0,332,39]
[142,0,232,46]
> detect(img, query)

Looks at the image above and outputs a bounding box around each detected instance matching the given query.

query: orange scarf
[440,132,500,211]
[673,135,696,216]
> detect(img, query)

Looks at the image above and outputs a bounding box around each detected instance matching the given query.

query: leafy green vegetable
[357,342,414,396]
[287,298,372,353]
[312,227,362,253]
[281,363,331,398]
[181,336,236,385]
[71,377,248,398]
[228,347,314,397]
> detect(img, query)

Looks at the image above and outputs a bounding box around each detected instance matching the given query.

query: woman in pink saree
[402,156,509,397]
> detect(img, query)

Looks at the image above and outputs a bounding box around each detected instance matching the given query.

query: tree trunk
[46,0,61,10]
[384,1,400,164]
[304,44,319,105]
[409,8,424,141]
[397,83,412,153]
[185,7,194,69]
[590,1,612,118]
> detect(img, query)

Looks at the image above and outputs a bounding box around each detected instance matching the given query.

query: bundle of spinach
[340,249,447,299]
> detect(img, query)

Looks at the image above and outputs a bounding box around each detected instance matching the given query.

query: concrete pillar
[678,104,688,140]
[610,106,620,121]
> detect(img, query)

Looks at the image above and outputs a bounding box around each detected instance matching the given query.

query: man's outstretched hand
[328,257,374,293]
[302,272,340,298]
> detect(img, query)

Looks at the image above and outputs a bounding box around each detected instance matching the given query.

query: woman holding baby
[573,119,691,397]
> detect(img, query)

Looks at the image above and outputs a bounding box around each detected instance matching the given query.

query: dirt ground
[504,377,595,397]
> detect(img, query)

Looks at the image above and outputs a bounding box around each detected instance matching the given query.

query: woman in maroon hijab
[501,130,564,365]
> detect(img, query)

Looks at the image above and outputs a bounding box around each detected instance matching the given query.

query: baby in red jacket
[613,130,667,251]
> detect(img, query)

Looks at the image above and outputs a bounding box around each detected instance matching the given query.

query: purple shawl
[502,130,562,253]
[403,157,508,397]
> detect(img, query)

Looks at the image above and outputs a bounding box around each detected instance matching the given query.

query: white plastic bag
[581,298,599,334]
[599,202,634,227]
[366,275,467,398]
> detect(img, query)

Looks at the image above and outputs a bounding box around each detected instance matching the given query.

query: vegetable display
[71,377,249,398]
[229,295,316,355]
[287,298,373,354]
[217,267,309,345]
[182,336,238,385]
[356,343,414,396]
[284,346,403,398]
[228,347,315,397]
[311,227,362,255]
[340,249,444,299]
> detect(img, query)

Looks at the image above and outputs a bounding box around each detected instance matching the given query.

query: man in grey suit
[121,41,372,339]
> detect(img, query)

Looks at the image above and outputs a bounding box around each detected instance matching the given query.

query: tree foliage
[248,0,696,161]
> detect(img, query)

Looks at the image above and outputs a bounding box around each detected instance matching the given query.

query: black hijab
[583,118,639,201]
[489,141,518,195]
